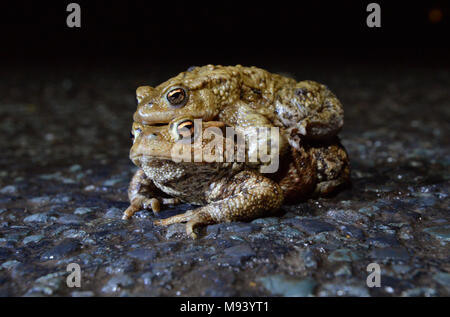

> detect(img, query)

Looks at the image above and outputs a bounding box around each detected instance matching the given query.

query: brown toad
[123,65,350,238]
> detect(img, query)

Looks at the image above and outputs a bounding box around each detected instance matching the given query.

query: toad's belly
[140,159,237,205]
[153,181,207,205]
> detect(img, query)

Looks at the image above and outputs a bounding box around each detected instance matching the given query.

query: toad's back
[182,65,344,142]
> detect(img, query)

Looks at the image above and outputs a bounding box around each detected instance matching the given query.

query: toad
[123,65,350,238]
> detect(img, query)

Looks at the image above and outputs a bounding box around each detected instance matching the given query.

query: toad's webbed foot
[123,197,182,220]
[154,170,284,239]
[154,210,210,239]
[123,195,182,220]
[122,169,181,220]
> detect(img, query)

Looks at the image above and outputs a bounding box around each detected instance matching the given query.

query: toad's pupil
[178,121,194,136]
[179,125,192,132]
[168,89,184,104]
[178,121,193,128]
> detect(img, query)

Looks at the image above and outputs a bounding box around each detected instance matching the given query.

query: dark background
[1,0,449,66]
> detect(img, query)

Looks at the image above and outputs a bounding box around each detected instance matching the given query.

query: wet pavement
[0,62,449,296]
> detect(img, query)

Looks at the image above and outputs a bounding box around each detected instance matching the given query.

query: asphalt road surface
[0,60,449,296]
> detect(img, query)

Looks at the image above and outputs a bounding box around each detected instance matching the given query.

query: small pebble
[74,207,95,215]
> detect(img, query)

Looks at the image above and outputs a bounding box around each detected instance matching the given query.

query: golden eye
[166,87,188,107]
[170,118,195,143]
[177,120,194,139]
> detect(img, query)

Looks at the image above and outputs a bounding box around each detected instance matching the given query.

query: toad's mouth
[131,154,222,170]
[142,120,226,129]
[131,154,174,164]
[148,122,167,127]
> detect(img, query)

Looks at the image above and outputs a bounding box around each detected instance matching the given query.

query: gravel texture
[0,62,449,297]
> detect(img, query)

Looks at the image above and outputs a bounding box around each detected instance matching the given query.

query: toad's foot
[123,168,181,220]
[122,197,181,220]
[154,170,284,239]
[154,209,213,239]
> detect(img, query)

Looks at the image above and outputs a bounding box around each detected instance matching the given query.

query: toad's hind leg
[311,141,350,196]
[154,170,284,239]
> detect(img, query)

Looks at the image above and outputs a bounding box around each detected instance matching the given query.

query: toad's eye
[170,118,195,143]
[177,120,194,139]
[166,87,188,108]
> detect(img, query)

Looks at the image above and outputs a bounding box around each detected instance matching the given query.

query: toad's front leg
[122,169,181,220]
[154,170,284,239]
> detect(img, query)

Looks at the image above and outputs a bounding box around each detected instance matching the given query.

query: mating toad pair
[123,65,350,238]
